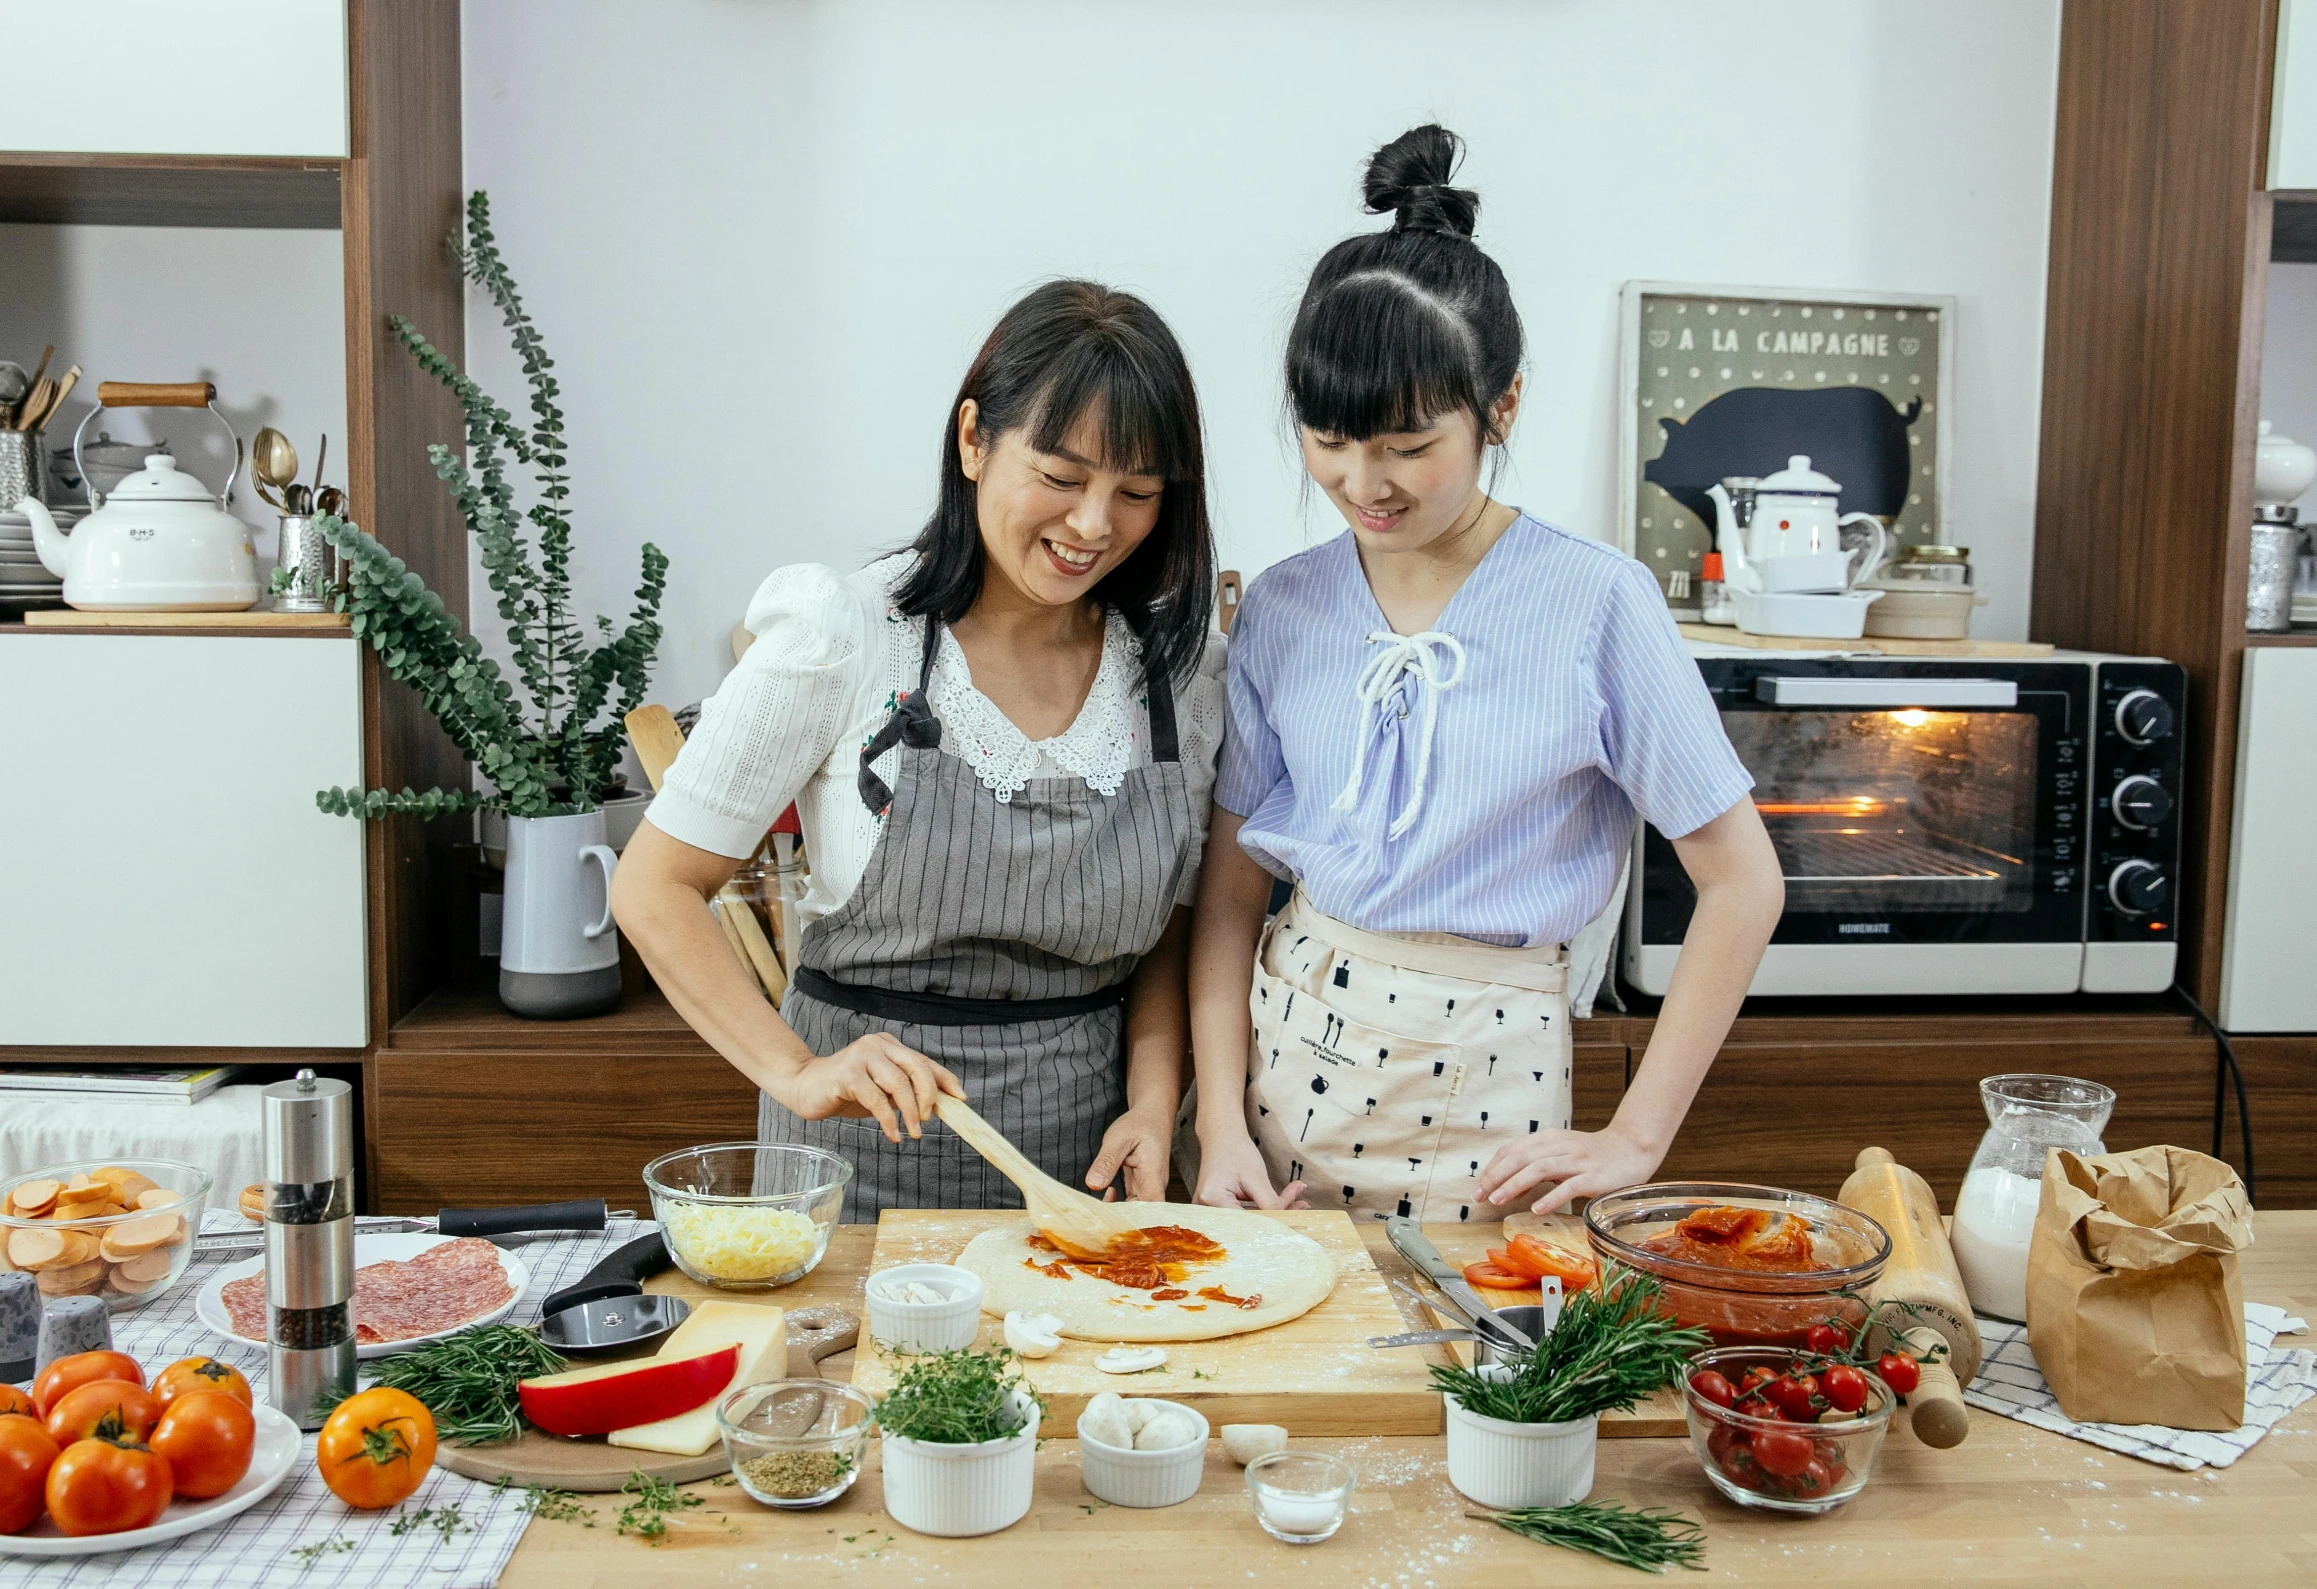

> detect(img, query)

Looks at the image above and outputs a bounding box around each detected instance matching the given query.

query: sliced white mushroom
[1133,1408,1204,1451]
[1079,1391,1134,1449]
[1220,1423,1289,1465]
[1094,1346,1169,1375]
[1002,1310,1065,1358]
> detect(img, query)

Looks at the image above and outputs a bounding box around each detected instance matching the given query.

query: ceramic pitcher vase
[500,809,622,1019]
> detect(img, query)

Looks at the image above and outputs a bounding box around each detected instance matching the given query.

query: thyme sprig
[1476,1501,1707,1573]
[875,1346,1046,1444]
[614,1471,704,1544]
[1431,1267,1708,1424]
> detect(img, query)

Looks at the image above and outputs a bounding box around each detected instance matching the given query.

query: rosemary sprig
[361,1325,567,1445]
[875,1346,1046,1444]
[1476,1502,1707,1573]
[1430,1267,1709,1425]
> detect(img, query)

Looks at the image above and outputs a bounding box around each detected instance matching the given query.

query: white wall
[460,0,2062,710]
[2261,262,2317,488]
[0,224,346,554]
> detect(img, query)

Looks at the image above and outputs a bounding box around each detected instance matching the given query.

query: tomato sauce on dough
[1025,1226,1227,1292]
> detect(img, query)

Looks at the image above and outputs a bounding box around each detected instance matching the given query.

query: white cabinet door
[0,634,367,1047]
[2219,646,2317,1031]
[0,0,347,158]
[2277,0,2317,189]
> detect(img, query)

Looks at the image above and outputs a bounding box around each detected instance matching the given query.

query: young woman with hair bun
[1188,126,1784,1223]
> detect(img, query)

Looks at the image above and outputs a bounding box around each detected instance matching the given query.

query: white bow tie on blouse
[1332,629,1468,840]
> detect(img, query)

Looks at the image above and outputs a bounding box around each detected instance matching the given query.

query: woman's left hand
[1085,1105,1175,1202]
[1475,1125,1665,1216]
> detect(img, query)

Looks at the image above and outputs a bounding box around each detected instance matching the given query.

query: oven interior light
[1888,708,1934,729]
[1756,798,1888,817]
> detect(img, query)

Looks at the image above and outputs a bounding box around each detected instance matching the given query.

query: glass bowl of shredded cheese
[644,1144,852,1289]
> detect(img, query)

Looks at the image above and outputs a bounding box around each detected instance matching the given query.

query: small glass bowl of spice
[716,1380,876,1509]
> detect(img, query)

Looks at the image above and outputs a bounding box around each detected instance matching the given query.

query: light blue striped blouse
[1215,515,1752,947]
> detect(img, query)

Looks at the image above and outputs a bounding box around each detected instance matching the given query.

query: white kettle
[16,384,258,612]
[1708,455,1888,595]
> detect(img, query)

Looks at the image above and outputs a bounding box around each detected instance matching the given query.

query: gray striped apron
[762,614,1194,1221]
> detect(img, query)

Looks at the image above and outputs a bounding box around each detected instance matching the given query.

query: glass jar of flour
[1951,1074,2115,1323]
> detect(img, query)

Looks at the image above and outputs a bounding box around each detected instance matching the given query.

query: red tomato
[0,1416,61,1535]
[151,1392,256,1499]
[1461,1260,1531,1290]
[1739,1366,1776,1394]
[1790,1456,1838,1499]
[44,1436,172,1537]
[1503,1234,1600,1290]
[152,1358,253,1411]
[44,1381,162,1447]
[0,1388,32,1422]
[1750,1427,1814,1478]
[1812,1436,1849,1476]
[1804,1322,1850,1356]
[1821,1364,1870,1413]
[31,1353,143,1419]
[1734,1395,1776,1420]
[1717,1439,1758,1484]
[1688,1369,1736,1408]
[1764,1374,1817,1417]
[1705,1420,1745,1464]
[1877,1352,1922,1395]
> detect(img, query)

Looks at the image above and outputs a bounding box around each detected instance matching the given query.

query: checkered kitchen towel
[9,1214,662,1589]
[1963,1303,2317,1470]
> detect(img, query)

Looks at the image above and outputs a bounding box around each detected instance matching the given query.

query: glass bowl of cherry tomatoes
[1681,1345,1894,1515]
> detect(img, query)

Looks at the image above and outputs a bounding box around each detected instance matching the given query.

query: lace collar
[925,613,1141,801]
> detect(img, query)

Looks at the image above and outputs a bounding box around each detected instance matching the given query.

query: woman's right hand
[784,1034,965,1144]
[1194,1128,1305,1210]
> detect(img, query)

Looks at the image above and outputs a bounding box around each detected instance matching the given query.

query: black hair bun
[1362,123,1479,239]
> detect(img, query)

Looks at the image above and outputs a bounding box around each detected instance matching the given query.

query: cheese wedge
[606,1300,786,1456]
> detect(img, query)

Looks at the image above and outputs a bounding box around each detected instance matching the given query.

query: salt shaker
[33,1294,112,1378]
[264,1067,356,1427]
[0,1272,40,1382]
[2248,505,2302,633]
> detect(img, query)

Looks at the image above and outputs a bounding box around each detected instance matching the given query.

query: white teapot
[1707,455,1888,595]
[17,388,258,611]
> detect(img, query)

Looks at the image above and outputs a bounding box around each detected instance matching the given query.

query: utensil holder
[0,431,44,507]
[273,514,340,612]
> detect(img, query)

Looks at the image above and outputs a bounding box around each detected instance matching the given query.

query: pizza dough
[958,1202,1337,1342]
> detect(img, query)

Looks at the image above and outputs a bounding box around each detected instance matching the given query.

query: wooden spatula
[933,1094,1137,1254]
[624,704,689,792]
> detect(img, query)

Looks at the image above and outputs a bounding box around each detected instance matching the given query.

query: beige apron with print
[1245,888,1572,1224]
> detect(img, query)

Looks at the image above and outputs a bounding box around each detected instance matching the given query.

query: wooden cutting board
[435,1306,857,1491]
[1675,622,2053,657]
[851,1209,1443,1437]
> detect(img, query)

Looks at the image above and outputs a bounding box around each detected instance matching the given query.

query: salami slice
[219,1236,515,1345]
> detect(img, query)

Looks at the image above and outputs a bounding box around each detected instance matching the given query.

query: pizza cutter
[536,1230,692,1353]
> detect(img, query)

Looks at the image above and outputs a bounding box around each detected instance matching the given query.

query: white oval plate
[0,1402,301,1557]
[195,1231,529,1360]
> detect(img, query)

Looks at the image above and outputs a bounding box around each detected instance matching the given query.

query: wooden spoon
[623,704,688,791]
[932,1093,1137,1254]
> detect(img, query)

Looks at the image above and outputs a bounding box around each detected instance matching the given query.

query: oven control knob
[2107,859,2168,916]
[2111,774,2173,829]
[2114,688,2175,746]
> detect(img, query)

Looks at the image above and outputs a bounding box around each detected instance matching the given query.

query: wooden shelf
[2244,630,2317,645]
[0,153,343,228]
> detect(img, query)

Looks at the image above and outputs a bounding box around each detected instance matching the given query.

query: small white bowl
[1077,1399,1209,1508]
[1444,1393,1598,1510]
[1753,550,1855,594]
[1733,587,1884,640]
[866,1263,984,1354]
[881,1391,1040,1537]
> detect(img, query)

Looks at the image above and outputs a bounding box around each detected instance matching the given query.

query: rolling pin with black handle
[1837,1146,1981,1449]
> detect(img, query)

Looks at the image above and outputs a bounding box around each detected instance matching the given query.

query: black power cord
[2174,985,2256,1203]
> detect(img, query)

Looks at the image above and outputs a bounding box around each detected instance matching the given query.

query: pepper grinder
[263,1068,356,1428]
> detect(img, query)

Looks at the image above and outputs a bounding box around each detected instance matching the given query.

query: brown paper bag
[2024,1144,2254,1430]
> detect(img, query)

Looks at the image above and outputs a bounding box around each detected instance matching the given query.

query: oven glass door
[1640,663,2086,946]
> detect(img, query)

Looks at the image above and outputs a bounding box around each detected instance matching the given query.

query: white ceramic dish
[866,1263,985,1354]
[1733,587,1884,640]
[195,1231,529,1359]
[1751,550,1856,594]
[1078,1399,1209,1508]
[0,1403,300,1556]
[1445,1375,1598,1510]
[882,1391,1040,1537]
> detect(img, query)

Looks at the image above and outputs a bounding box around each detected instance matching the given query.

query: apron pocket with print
[1245,968,1471,1221]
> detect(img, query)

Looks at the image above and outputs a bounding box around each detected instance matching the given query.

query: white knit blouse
[646,553,1227,931]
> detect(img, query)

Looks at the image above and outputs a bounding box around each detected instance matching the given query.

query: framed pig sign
[1617,282,1956,614]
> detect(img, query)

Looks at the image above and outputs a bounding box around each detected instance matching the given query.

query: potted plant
[312,192,668,1020]
[874,1347,1045,1537]
[1432,1268,1707,1510]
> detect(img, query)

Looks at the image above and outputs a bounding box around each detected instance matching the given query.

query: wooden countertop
[499,1212,2317,1586]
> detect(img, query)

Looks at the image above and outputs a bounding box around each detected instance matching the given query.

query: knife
[198,1199,617,1251]
[1384,1215,1536,1352]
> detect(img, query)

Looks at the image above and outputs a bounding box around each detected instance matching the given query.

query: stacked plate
[0,504,78,610]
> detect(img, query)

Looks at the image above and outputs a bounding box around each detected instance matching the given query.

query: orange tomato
[44,1380,162,1447]
[0,1387,32,1421]
[0,1415,61,1535]
[32,1352,143,1418]
[316,1388,434,1509]
[1504,1234,1600,1290]
[44,1435,172,1536]
[152,1357,253,1411]
[1462,1258,1532,1289]
[150,1392,255,1499]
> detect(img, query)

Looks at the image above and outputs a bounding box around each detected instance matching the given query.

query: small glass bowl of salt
[1245,1449,1354,1544]
[717,1380,876,1509]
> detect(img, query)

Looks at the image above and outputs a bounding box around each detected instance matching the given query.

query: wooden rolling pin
[1837,1146,1981,1450]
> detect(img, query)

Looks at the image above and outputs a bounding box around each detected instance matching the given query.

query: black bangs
[893,280,1216,687]
[1287,261,1490,441]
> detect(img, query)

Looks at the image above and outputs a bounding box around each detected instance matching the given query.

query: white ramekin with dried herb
[716,1380,875,1509]
[875,1347,1046,1537]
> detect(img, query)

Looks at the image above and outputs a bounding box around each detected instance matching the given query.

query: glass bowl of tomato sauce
[1681,1345,1894,1514]
[1583,1182,1890,1348]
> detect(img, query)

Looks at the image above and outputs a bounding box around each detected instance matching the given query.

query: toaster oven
[1623,648,2186,997]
